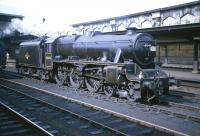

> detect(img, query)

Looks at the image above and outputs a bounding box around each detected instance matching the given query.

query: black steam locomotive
[17,29,178,102]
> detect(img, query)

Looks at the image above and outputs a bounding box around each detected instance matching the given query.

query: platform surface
[164,69,200,82]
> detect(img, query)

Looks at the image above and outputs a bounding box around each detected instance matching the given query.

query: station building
[0,13,24,59]
[72,1,200,73]
[0,13,23,38]
[0,13,37,60]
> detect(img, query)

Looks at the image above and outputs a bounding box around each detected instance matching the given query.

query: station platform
[161,63,199,82]
[162,63,197,69]
[164,69,200,82]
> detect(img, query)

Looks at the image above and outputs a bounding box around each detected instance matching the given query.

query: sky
[0,0,197,35]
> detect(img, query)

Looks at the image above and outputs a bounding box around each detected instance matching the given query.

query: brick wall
[156,43,200,65]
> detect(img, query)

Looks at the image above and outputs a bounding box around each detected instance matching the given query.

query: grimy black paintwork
[16,30,178,101]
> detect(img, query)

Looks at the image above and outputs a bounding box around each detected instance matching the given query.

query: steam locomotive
[16,29,178,102]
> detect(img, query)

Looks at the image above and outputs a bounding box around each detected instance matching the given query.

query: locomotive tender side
[17,37,55,79]
[17,30,178,102]
[18,40,43,68]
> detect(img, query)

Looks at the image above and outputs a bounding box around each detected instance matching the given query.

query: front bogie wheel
[103,86,116,97]
[85,78,101,93]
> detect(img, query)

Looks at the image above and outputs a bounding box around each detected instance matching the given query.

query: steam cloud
[3,18,32,35]
[3,18,75,37]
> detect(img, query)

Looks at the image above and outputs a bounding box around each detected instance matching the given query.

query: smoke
[3,17,75,37]
[3,18,33,35]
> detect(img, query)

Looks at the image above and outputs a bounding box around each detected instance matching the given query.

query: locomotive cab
[43,37,56,69]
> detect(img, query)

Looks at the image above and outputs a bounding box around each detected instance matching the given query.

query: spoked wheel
[18,67,25,77]
[17,67,22,74]
[126,83,137,101]
[30,69,37,77]
[38,70,43,80]
[48,71,55,82]
[27,68,32,76]
[103,86,116,97]
[55,66,68,86]
[24,68,30,75]
[20,68,28,75]
[69,68,82,88]
[38,70,47,81]
[85,78,101,93]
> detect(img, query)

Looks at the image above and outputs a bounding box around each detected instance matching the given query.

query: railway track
[2,70,200,115]
[167,91,200,107]
[180,80,200,88]
[153,100,200,123]
[1,70,200,135]
[0,70,23,79]
[0,101,52,136]
[0,78,178,136]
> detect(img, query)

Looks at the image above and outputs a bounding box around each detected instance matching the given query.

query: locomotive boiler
[17,29,178,102]
[53,30,156,67]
